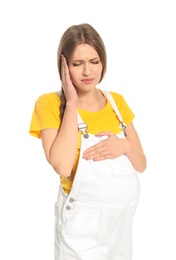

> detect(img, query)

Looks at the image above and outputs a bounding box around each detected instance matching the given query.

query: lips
[81,78,94,84]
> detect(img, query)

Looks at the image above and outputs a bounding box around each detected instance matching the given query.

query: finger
[93,154,112,161]
[83,146,109,160]
[83,142,105,155]
[61,57,73,96]
[61,55,69,77]
[61,55,66,83]
[95,131,113,137]
[84,152,111,161]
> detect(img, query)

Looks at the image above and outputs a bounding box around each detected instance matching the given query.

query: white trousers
[54,133,140,260]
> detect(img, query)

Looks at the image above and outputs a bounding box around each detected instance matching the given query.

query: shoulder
[29,92,61,138]
[36,91,61,104]
[35,91,61,110]
[105,90,135,124]
[104,90,128,108]
[109,91,126,103]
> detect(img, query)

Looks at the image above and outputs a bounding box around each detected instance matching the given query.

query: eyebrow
[72,57,100,62]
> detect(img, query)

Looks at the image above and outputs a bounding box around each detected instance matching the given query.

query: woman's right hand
[61,54,78,103]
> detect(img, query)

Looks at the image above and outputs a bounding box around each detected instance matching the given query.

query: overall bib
[54,91,140,260]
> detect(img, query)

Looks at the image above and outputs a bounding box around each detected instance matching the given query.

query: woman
[29,23,146,260]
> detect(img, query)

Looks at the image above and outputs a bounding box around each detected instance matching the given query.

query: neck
[77,89,107,112]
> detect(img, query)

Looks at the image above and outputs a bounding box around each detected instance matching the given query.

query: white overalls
[54,91,140,260]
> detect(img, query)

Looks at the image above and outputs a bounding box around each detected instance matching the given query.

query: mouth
[81,78,94,84]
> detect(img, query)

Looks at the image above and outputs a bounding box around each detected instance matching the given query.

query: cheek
[96,67,103,79]
[69,71,76,83]
[68,68,75,80]
[96,64,103,74]
[69,68,82,84]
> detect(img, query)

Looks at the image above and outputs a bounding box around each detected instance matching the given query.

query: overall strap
[102,90,127,137]
[77,90,127,137]
[77,112,89,138]
[56,90,127,137]
[55,90,89,138]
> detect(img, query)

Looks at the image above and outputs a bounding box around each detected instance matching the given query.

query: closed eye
[72,59,100,67]
[91,60,99,64]
[72,63,82,66]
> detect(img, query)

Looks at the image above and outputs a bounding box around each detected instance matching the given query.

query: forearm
[49,102,78,177]
[124,139,147,173]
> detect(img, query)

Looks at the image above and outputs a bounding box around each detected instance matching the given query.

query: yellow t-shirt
[29,89,135,193]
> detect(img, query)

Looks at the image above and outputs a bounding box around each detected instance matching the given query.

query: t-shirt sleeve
[29,93,61,138]
[110,91,135,125]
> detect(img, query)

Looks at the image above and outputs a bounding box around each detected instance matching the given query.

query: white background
[0,0,176,259]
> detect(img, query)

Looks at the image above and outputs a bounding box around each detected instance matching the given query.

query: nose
[82,63,91,76]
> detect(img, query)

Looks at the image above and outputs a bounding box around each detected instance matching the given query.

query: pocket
[90,154,136,178]
[62,205,82,227]
[62,207,108,241]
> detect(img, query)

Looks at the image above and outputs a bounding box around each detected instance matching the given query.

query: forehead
[72,43,99,60]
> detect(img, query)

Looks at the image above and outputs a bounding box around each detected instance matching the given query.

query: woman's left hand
[82,131,127,161]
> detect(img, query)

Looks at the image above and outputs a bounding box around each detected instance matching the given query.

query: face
[68,44,103,92]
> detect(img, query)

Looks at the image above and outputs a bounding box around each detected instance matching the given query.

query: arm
[40,103,78,177]
[123,122,146,173]
[41,55,79,177]
[83,122,147,173]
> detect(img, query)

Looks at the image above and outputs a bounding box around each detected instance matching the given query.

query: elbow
[136,166,146,173]
[135,157,147,173]
[46,156,72,177]
[46,153,72,178]
[53,164,72,178]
